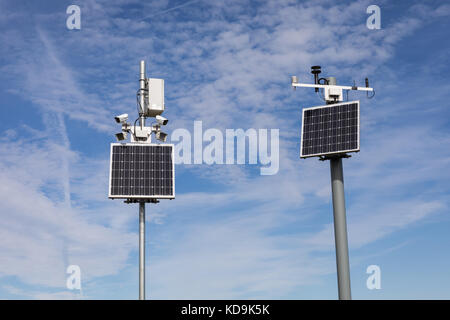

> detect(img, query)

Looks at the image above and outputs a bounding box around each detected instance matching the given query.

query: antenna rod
[139,60,146,128]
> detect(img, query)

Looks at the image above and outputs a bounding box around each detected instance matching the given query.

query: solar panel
[300,101,360,158]
[108,143,175,199]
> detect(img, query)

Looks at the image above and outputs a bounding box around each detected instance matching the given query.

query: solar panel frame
[108,143,175,200]
[300,100,360,158]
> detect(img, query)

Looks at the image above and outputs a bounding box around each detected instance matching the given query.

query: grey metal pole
[139,201,145,300]
[330,157,352,300]
[138,60,146,301]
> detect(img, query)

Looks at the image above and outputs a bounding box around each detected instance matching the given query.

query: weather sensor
[290,66,374,301]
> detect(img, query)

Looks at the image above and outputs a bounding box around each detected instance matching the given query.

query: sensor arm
[291,82,373,92]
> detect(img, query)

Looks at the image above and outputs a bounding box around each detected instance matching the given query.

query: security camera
[156,131,167,142]
[115,132,127,141]
[114,113,129,124]
[155,115,168,125]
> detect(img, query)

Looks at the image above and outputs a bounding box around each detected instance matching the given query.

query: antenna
[290,66,375,300]
[114,61,168,144]
[108,61,175,300]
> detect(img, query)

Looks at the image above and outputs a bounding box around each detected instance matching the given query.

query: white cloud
[3,285,85,300]
[0,135,136,289]
[306,200,445,249]
[150,207,334,299]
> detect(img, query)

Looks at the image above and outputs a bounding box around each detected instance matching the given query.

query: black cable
[367,89,376,99]
[318,78,329,85]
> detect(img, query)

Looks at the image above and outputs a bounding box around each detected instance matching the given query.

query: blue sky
[0,0,450,299]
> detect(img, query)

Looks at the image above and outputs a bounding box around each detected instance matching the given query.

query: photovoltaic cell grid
[301,101,359,158]
[109,144,174,199]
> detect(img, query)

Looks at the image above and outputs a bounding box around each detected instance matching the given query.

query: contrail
[37,29,84,299]
[140,0,200,20]
[37,29,72,209]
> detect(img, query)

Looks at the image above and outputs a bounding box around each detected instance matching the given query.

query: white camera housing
[155,115,168,125]
[115,113,129,124]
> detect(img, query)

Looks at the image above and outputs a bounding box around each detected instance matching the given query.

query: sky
[0,0,450,300]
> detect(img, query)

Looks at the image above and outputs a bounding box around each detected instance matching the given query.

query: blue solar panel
[109,143,175,199]
[301,101,359,158]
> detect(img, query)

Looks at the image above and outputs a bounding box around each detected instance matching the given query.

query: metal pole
[139,201,145,300]
[329,157,352,300]
[139,61,146,300]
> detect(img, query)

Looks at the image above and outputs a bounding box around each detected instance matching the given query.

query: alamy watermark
[171,121,279,175]
[66,264,81,290]
[65,5,381,31]
[66,5,81,30]
[366,264,381,290]
[366,5,381,30]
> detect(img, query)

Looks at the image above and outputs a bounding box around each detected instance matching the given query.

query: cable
[318,78,329,85]
[316,88,326,102]
[136,89,145,116]
[133,117,140,140]
[136,94,141,115]
[367,89,376,99]
[133,90,143,141]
